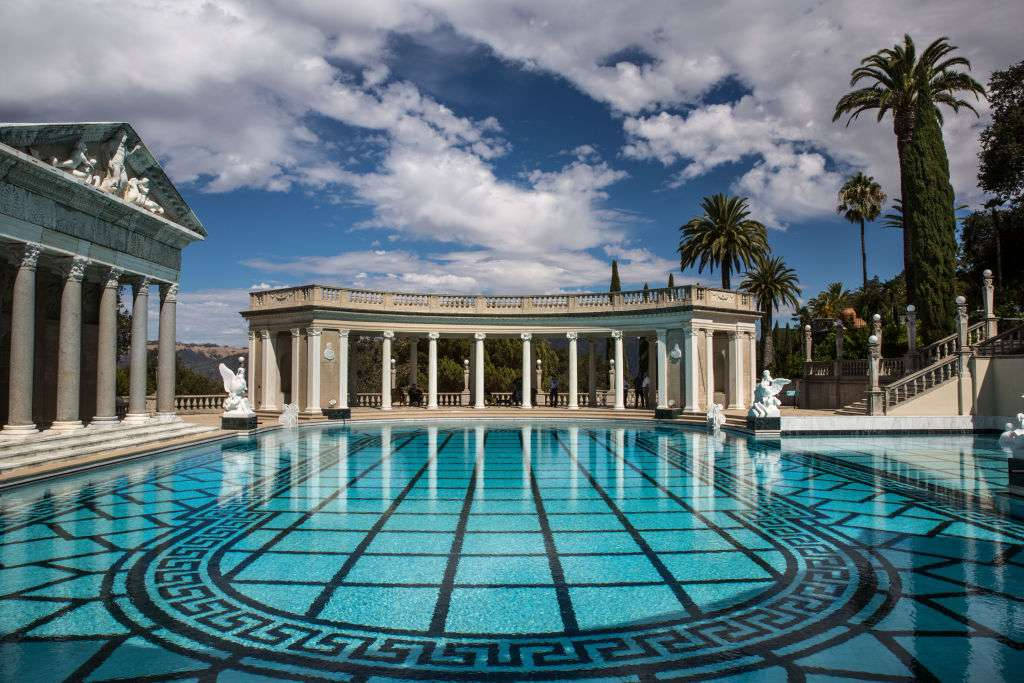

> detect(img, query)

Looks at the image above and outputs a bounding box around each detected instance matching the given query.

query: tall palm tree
[809,282,851,321]
[679,194,768,289]
[836,172,886,289]
[833,35,985,295]
[740,254,801,371]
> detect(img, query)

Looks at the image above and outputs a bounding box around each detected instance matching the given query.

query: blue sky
[2,1,1019,344]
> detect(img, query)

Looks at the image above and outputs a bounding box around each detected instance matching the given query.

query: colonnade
[1,241,178,437]
[251,324,756,413]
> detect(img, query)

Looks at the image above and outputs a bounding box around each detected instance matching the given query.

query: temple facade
[241,284,762,414]
[0,122,206,437]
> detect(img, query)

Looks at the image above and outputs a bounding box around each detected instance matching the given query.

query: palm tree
[740,254,801,371]
[809,282,851,321]
[836,172,886,289]
[833,35,985,294]
[679,194,768,289]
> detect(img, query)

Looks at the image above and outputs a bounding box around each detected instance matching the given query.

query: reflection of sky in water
[0,422,1021,681]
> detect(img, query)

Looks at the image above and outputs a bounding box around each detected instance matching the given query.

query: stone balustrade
[249,284,755,315]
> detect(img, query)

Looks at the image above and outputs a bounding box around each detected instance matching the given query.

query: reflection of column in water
[290,433,301,512]
[307,430,321,505]
[658,434,669,489]
[704,433,716,487]
[381,426,392,509]
[521,424,532,499]
[734,437,749,493]
[219,450,250,501]
[615,428,625,502]
[569,426,579,499]
[474,425,486,499]
[263,433,279,503]
[337,432,349,512]
[428,426,438,500]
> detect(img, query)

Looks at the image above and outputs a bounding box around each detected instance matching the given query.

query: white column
[260,329,278,410]
[704,329,715,410]
[613,331,625,410]
[410,337,419,386]
[381,331,393,410]
[247,329,257,405]
[93,266,122,426]
[338,330,349,409]
[655,328,668,409]
[124,277,152,425]
[746,331,757,406]
[2,243,41,437]
[474,332,486,409]
[588,339,597,407]
[683,327,699,412]
[305,327,322,415]
[52,256,89,431]
[290,328,301,409]
[520,332,533,409]
[155,282,178,420]
[427,332,439,409]
[567,332,579,409]
[728,330,744,410]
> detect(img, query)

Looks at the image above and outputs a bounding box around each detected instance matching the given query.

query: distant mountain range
[142,342,248,380]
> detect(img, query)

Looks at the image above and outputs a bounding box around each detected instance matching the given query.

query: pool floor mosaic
[0,423,1022,680]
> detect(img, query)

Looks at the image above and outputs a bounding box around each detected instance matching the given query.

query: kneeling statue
[748,370,790,419]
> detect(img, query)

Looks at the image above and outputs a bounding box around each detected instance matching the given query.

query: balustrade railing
[804,361,833,377]
[879,358,905,377]
[250,284,755,314]
[839,359,867,376]
[974,324,1024,357]
[882,355,958,412]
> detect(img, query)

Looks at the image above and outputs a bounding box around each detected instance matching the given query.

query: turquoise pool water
[1,421,1022,681]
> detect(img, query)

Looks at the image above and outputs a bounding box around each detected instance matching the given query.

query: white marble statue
[51,139,96,181]
[123,177,165,214]
[999,409,1024,454]
[279,403,299,429]
[706,402,725,431]
[748,370,790,419]
[219,359,254,417]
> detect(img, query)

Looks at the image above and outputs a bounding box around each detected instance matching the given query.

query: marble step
[0,422,215,472]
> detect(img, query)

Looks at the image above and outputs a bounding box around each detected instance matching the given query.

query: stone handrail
[915,321,985,368]
[249,284,755,315]
[879,358,905,377]
[882,354,958,413]
[840,359,868,376]
[804,361,833,377]
[117,394,223,415]
[974,323,1024,357]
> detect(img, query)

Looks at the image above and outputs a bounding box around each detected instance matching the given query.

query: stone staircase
[0,420,216,474]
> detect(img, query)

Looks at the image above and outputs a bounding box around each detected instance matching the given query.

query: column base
[0,423,39,438]
[154,412,181,424]
[301,409,323,417]
[474,404,485,410]
[122,413,151,426]
[567,404,579,410]
[613,405,626,411]
[426,404,438,410]
[89,415,121,428]
[380,405,392,411]
[49,420,85,432]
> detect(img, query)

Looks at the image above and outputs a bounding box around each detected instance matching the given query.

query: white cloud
[146,287,251,345]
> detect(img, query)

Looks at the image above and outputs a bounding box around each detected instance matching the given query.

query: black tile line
[604,432,785,582]
[221,433,411,582]
[551,431,702,619]
[428,431,485,634]
[525,428,579,633]
[305,431,455,618]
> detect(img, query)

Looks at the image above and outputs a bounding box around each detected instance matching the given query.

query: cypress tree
[904,102,958,341]
[667,273,675,288]
[609,260,621,292]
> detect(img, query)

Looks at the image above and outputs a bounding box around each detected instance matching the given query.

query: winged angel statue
[219,359,255,417]
[748,370,790,419]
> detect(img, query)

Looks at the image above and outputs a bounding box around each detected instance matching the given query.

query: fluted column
[409,337,419,386]
[612,331,625,410]
[704,329,715,410]
[521,332,532,409]
[803,324,813,362]
[567,332,578,409]
[2,243,42,436]
[260,330,278,410]
[290,328,301,409]
[93,266,122,426]
[683,327,699,412]
[305,327,322,415]
[156,283,178,420]
[588,339,597,406]
[655,328,668,410]
[52,256,90,430]
[474,332,486,409]
[338,330,349,409]
[727,330,744,409]
[982,269,998,338]
[123,277,152,425]
[427,332,439,409]
[247,329,257,405]
[381,331,393,410]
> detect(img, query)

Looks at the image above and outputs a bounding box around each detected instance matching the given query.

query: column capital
[474,332,487,340]
[290,327,301,337]
[102,266,123,289]
[566,331,578,341]
[63,255,89,282]
[521,332,533,341]
[131,275,155,292]
[655,327,667,337]
[160,282,179,302]
[259,328,271,340]
[611,330,623,340]
[248,329,257,341]
[12,242,42,270]
[382,330,395,340]
[427,331,440,340]
[339,329,351,339]
[306,326,322,336]
[728,330,740,341]
[683,327,697,339]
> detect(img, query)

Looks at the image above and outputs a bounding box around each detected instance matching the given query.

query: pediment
[0,122,206,237]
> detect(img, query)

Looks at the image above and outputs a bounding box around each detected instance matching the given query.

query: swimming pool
[1,421,1021,680]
